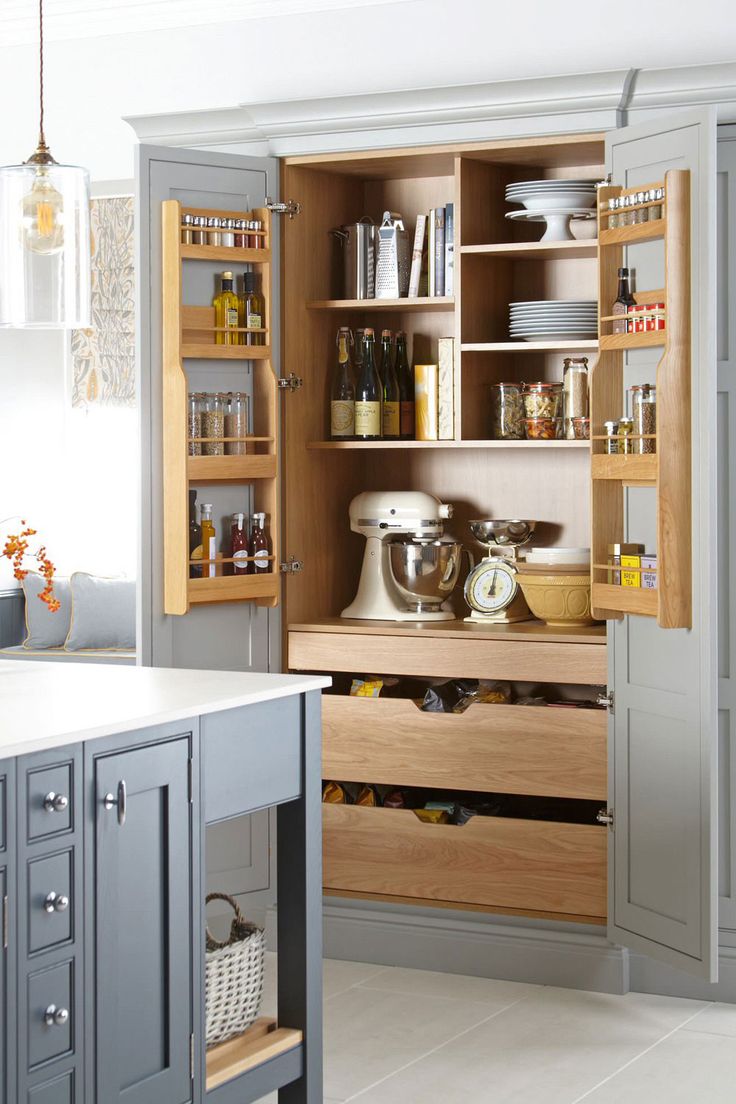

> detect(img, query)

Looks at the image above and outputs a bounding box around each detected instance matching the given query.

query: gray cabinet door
[605,109,718,978]
[94,738,192,1104]
[0,762,16,1104]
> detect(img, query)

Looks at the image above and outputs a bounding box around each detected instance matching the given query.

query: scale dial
[464,556,519,614]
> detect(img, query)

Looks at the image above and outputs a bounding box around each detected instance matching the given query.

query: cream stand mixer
[341,491,459,621]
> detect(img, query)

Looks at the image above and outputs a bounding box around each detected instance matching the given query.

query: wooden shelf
[599,331,665,351]
[181,343,271,360]
[461,240,598,260]
[289,616,607,646]
[592,583,657,618]
[188,573,279,605]
[461,340,599,352]
[306,439,590,450]
[180,244,271,263]
[306,296,454,311]
[205,1018,303,1092]
[187,454,277,481]
[591,454,657,483]
[599,219,665,246]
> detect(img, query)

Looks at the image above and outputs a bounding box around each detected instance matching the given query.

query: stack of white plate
[523,547,590,565]
[505,179,598,212]
[509,300,597,342]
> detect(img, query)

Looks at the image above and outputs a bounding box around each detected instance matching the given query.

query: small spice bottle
[181,213,194,245]
[634,191,648,224]
[187,392,202,455]
[221,218,235,248]
[225,392,249,455]
[607,198,619,230]
[630,385,656,454]
[207,217,222,247]
[192,216,206,245]
[234,219,246,248]
[604,420,620,454]
[618,416,634,454]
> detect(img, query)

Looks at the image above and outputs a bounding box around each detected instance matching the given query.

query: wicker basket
[205,892,266,1048]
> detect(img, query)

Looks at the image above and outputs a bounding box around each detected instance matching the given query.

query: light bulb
[20,167,64,255]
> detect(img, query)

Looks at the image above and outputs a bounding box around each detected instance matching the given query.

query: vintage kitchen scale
[464,519,536,623]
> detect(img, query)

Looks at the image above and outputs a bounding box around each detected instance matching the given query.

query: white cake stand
[505,208,596,243]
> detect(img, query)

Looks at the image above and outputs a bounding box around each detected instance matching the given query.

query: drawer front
[28,1069,74,1103]
[27,961,73,1069]
[323,696,607,800]
[26,764,73,843]
[323,804,607,921]
[289,630,607,685]
[203,698,301,822]
[28,851,73,954]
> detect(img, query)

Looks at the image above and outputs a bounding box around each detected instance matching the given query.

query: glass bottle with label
[213,272,239,345]
[330,327,355,439]
[200,503,217,578]
[354,327,382,440]
[231,513,249,575]
[611,268,635,335]
[189,489,202,578]
[248,513,271,573]
[239,271,265,346]
[380,328,400,440]
[395,331,414,439]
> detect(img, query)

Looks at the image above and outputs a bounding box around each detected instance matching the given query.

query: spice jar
[187,392,202,455]
[491,382,524,440]
[522,382,562,420]
[607,198,620,230]
[634,191,648,224]
[649,187,664,220]
[234,219,245,248]
[571,416,590,440]
[192,216,206,245]
[207,217,222,247]
[562,357,589,438]
[604,420,620,454]
[225,392,249,455]
[181,213,194,245]
[221,218,235,248]
[630,384,657,454]
[618,416,634,454]
[202,393,225,456]
[622,195,636,226]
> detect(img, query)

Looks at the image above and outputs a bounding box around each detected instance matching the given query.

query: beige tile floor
[258,955,736,1102]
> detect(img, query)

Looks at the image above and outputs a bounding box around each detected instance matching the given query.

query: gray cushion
[22,573,72,648]
[64,573,136,651]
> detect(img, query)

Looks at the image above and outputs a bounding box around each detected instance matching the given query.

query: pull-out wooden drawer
[323,804,607,923]
[323,695,606,801]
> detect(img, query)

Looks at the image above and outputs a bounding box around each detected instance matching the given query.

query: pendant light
[0,0,91,329]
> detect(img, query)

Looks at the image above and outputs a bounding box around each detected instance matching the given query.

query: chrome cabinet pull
[103,780,127,826]
[43,892,69,914]
[43,1004,69,1027]
[42,792,69,814]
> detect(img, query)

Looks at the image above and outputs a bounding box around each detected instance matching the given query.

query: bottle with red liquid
[248,512,271,573]
[231,513,249,575]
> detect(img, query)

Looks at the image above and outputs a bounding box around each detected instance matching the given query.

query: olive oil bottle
[239,271,265,346]
[213,272,239,345]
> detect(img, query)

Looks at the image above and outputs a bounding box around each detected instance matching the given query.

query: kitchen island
[0,659,329,1104]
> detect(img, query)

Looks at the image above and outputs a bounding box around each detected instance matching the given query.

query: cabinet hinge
[187,758,193,805]
[265,197,301,219]
[597,808,615,828]
[278,373,303,392]
[280,557,304,574]
[2,895,7,950]
[596,690,614,714]
[190,1033,195,1080]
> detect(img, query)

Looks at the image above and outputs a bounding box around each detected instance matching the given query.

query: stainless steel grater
[375,211,411,298]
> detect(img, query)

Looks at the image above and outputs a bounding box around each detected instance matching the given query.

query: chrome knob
[103,780,127,827]
[43,892,69,914]
[43,1004,69,1027]
[43,792,69,814]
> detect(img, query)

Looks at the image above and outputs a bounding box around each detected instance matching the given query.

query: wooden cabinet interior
[162,200,279,615]
[590,168,692,628]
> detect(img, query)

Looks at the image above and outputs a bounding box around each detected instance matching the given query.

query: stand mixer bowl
[469,519,536,550]
[388,539,463,613]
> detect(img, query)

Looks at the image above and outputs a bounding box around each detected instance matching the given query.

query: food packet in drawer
[350,678,384,697]
[414,808,449,824]
[356,785,379,807]
[322,781,349,804]
[476,680,512,704]
[421,679,479,713]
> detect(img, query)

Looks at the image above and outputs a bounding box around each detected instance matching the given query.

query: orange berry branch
[1,520,60,612]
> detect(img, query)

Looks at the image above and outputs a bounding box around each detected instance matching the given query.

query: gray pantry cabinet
[0,689,323,1104]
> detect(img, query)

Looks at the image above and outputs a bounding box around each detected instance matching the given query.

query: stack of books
[407,204,454,298]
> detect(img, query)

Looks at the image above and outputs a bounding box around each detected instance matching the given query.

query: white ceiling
[1,0,415,44]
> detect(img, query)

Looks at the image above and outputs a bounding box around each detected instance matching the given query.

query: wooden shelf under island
[205,1018,303,1093]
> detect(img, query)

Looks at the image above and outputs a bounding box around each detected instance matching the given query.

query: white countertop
[0,661,330,759]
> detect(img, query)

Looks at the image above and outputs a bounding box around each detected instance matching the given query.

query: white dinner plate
[505,179,599,188]
[515,332,598,342]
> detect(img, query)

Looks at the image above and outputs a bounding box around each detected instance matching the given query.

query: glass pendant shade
[0,160,91,328]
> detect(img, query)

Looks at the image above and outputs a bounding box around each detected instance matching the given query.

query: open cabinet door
[137,144,281,674]
[603,110,718,978]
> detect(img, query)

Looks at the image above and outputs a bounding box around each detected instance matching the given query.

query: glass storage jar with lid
[202,393,225,456]
[522,382,562,420]
[562,357,589,439]
[188,392,203,456]
[490,382,524,439]
[629,384,657,454]
[225,392,249,455]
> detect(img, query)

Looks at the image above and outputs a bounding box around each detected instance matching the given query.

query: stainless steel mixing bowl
[469,519,536,549]
[388,538,463,613]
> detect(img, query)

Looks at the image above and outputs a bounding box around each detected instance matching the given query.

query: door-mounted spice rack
[590,168,691,628]
[161,199,280,615]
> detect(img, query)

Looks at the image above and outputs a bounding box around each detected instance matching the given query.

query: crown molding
[125,61,736,157]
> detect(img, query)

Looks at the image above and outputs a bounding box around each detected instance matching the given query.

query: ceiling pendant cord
[38,0,45,151]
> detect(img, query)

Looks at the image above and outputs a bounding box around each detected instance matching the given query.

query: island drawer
[322,695,607,801]
[323,804,607,922]
[27,850,73,955]
[289,631,607,685]
[27,959,74,1069]
[28,1069,74,1103]
[25,759,76,844]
